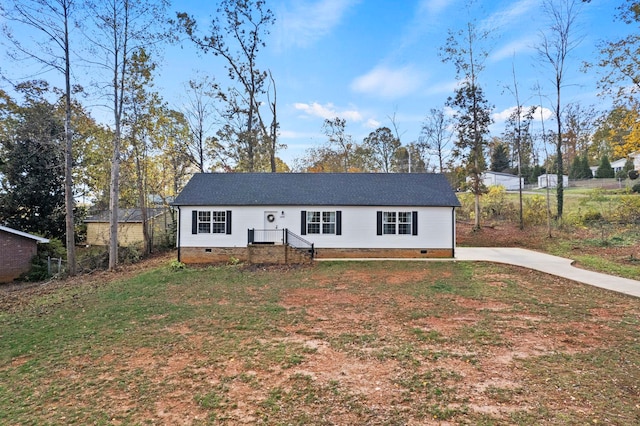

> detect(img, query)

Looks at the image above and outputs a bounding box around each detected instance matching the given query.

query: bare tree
[536,0,584,219]
[562,102,597,162]
[535,82,554,238]
[503,62,538,229]
[323,117,355,172]
[363,127,400,173]
[441,19,493,230]
[181,76,219,172]
[419,107,452,173]
[1,0,78,275]
[177,0,276,172]
[85,0,170,270]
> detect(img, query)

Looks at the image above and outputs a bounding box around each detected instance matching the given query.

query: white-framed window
[378,210,417,236]
[196,210,228,234]
[211,211,226,233]
[307,211,336,234]
[398,211,412,235]
[198,211,211,233]
[383,211,396,234]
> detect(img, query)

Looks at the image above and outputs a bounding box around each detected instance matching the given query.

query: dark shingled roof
[173,173,461,207]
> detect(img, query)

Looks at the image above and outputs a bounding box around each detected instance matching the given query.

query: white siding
[178,205,455,249]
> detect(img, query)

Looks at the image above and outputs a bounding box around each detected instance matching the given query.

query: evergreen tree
[569,156,582,179]
[490,143,510,172]
[569,155,593,179]
[595,155,615,178]
[615,158,635,179]
[0,88,65,238]
[581,156,593,179]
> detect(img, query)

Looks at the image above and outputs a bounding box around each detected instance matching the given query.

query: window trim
[191,210,232,235]
[301,210,341,235]
[377,210,418,236]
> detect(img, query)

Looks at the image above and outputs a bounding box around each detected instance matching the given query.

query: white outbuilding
[538,174,569,188]
[478,171,524,191]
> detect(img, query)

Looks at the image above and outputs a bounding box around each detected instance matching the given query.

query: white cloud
[278,129,319,139]
[490,37,537,62]
[419,0,454,16]
[481,0,538,32]
[493,106,553,123]
[351,65,424,98]
[365,118,381,129]
[276,0,360,48]
[425,79,458,96]
[294,102,363,122]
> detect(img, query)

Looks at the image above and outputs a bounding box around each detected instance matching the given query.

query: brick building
[0,225,50,283]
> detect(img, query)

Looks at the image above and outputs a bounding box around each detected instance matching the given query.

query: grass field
[1,259,639,425]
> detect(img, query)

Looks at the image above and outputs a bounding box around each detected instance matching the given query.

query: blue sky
[1,0,633,168]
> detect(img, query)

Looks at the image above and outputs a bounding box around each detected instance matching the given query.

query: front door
[264,211,283,243]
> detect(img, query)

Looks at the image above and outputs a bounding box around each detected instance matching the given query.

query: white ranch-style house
[172,173,461,264]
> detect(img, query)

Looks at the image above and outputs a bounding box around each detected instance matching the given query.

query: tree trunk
[108,132,120,270]
[63,6,76,276]
[556,81,564,220]
[135,153,151,255]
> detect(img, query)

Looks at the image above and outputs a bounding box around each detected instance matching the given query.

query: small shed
[84,208,172,247]
[538,174,569,188]
[0,225,50,283]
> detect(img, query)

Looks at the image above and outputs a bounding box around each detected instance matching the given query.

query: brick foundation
[179,247,248,264]
[179,245,314,265]
[179,246,454,264]
[314,248,454,259]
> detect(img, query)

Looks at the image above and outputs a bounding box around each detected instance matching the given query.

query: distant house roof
[84,208,167,223]
[482,171,519,178]
[0,225,50,243]
[173,173,461,207]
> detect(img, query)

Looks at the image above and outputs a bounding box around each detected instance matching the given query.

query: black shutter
[300,210,307,235]
[412,211,418,236]
[192,210,198,234]
[336,211,342,235]
[226,210,232,234]
[376,211,382,235]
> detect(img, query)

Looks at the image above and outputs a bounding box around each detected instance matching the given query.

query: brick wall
[0,232,38,283]
[314,248,454,259]
[178,245,452,265]
[248,245,313,264]
[180,247,248,264]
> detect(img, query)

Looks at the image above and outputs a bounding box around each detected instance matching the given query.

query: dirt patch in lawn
[2,229,640,424]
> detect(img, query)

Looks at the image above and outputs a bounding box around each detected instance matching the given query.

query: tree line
[1,0,640,273]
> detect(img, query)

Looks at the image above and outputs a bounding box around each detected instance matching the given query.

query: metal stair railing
[248,228,315,258]
[285,229,314,258]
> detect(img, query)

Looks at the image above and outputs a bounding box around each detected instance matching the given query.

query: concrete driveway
[456,247,640,298]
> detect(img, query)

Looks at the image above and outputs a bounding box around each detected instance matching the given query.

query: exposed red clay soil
[2,224,639,424]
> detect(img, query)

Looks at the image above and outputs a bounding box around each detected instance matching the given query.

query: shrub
[22,238,67,281]
[169,260,186,271]
[523,195,548,225]
[456,192,475,221]
[482,186,516,220]
[632,182,640,193]
[118,244,143,265]
[610,195,640,224]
